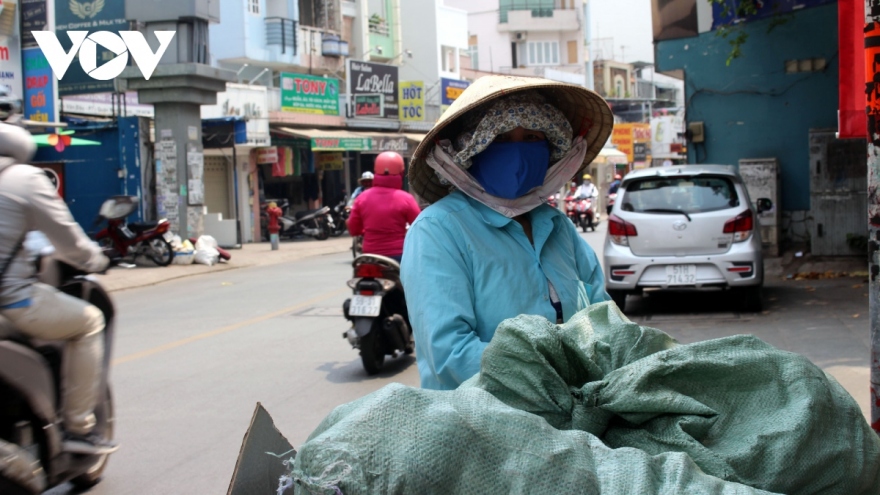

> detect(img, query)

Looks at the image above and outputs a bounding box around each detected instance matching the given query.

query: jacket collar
[461,191,558,229]
[373,174,402,189]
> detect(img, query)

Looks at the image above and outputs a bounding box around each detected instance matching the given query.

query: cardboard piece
[227,402,297,495]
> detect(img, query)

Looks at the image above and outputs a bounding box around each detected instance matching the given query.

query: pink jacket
[346,174,421,257]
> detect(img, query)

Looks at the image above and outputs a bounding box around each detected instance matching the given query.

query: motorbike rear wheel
[70,385,114,489]
[146,238,173,266]
[359,322,385,375]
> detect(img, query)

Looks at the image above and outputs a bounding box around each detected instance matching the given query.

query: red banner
[840,0,867,139]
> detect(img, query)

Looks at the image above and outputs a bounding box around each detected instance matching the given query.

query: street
[48,222,870,494]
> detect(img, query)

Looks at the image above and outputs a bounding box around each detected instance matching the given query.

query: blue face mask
[468,141,550,199]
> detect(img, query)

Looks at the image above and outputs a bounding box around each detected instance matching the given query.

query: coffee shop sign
[352,62,395,94]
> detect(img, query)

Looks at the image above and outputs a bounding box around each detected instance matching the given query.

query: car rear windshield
[620,175,740,214]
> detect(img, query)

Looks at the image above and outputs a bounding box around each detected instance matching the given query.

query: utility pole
[865,0,880,434]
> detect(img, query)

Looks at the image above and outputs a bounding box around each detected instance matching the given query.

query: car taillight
[723,210,753,242]
[608,214,637,246]
[355,263,384,278]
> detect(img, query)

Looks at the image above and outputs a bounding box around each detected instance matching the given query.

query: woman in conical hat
[400,75,615,390]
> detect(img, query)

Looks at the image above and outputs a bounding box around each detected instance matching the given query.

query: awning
[273,127,372,151]
[592,146,629,165]
[402,133,427,146]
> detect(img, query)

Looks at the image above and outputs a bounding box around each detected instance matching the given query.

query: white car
[603,165,772,312]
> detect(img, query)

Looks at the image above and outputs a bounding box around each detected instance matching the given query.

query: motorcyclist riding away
[346,152,421,262]
[0,112,116,454]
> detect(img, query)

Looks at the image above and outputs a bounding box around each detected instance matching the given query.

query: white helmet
[359,171,374,182]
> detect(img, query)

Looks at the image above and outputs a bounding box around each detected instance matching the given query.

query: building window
[442,45,458,72]
[527,41,559,66]
[248,0,260,14]
[467,34,479,70]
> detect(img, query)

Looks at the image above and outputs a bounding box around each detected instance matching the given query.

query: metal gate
[809,129,867,256]
[204,155,232,219]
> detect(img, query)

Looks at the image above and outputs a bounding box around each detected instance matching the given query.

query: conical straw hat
[409,75,613,205]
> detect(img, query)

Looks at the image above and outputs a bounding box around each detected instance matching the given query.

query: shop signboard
[353,93,383,117]
[54,0,128,95]
[373,136,408,153]
[633,142,648,162]
[347,60,398,119]
[0,36,23,101]
[23,47,54,122]
[441,77,469,112]
[280,73,340,115]
[202,83,270,146]
[256,147,278,165]
[311,136,371,151]
[61,91,154,117]
[398,81,424,121]
[316,152,344,171]
[611,123,651,163]
[21,0,48,48]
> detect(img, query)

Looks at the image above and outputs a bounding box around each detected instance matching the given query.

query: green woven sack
[288,302,880,494]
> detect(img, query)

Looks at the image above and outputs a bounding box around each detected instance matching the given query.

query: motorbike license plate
[666,265,697,285]
[349,295,382,317]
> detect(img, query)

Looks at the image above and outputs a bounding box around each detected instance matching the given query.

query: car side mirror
[756,198,773,214]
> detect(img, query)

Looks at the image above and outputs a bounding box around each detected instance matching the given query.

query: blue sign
[54,0,128,95]
[441,78,470,107]
[711,0,835,29]
[23,48,55,123]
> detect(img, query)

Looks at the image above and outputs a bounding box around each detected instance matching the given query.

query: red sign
[36,163,64,197]
[255,147,278,164]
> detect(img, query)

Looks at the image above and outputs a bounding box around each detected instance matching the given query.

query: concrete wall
[399,0,440,90]
[446,0,509,74]
[655,3,839,211]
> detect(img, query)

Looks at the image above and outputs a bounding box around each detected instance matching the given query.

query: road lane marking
[112,287,349,366]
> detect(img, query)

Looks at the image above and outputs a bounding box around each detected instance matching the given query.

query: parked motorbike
[342,254,413,374]
[94,196,173,266]
[260,198,331,241]
[0,251,117,494]
[328,196,349,237]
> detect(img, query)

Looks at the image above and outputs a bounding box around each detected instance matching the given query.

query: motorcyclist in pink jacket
[346,152,421,262]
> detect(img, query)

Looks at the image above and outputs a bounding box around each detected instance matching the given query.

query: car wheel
[739,286,763,313]
[608,290,627,312]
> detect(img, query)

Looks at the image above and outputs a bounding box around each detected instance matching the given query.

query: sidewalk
[95,236,354,292]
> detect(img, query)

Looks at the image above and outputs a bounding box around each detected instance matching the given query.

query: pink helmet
[375,151,405,176]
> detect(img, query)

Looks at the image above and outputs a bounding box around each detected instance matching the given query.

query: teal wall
[655,3,839,211]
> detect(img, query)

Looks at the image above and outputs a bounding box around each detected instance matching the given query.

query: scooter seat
[294,209,322,220]
[128,222,159,233]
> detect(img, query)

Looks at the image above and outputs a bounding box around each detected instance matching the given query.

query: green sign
[311,137,372,151]
[280,73,340,115]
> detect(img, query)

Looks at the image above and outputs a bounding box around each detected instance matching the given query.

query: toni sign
[32,31,176,81]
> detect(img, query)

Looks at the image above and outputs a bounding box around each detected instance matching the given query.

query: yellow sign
[316,152,344,171]
[611,123,651,162]
[398,81,425,121]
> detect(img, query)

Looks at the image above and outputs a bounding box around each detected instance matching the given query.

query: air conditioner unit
[510,32,527,42]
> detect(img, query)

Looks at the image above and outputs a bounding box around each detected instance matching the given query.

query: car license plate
[349,295,382,317]
[666,265,697,285]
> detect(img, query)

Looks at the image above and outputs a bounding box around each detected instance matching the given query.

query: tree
[709,0,791,65]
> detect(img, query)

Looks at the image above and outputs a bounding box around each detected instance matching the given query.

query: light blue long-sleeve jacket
[401,190,609,390]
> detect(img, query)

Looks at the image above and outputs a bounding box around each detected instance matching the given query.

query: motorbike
[328,196,349,237]
[575,197,598,232]
[342,254,413,375]
[94,196,173,266]
[547,194,559,210]
[352,235,363,259]
[260,198,331,241]
[564,194,578,224]
[0,250,117,494]
[606,192,617,215]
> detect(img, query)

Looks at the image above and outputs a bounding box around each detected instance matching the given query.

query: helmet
[375,151,405,175]
[0,85,22,121]
[614,174,622,180]
[582,174,592,181]
[359,171,374,181]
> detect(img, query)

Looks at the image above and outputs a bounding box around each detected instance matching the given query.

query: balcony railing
[266,17,297,55]
[499,0,575,23]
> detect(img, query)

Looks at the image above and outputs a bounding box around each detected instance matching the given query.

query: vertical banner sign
[54,0,128,95]
[440,77,470,113]
[280,73,340,115]
[398,81,424,121]
[23,47,54,122]
[347,59,398,119]
[21,0,48,48]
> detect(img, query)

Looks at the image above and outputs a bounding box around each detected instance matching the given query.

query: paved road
[47,218,870,493]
